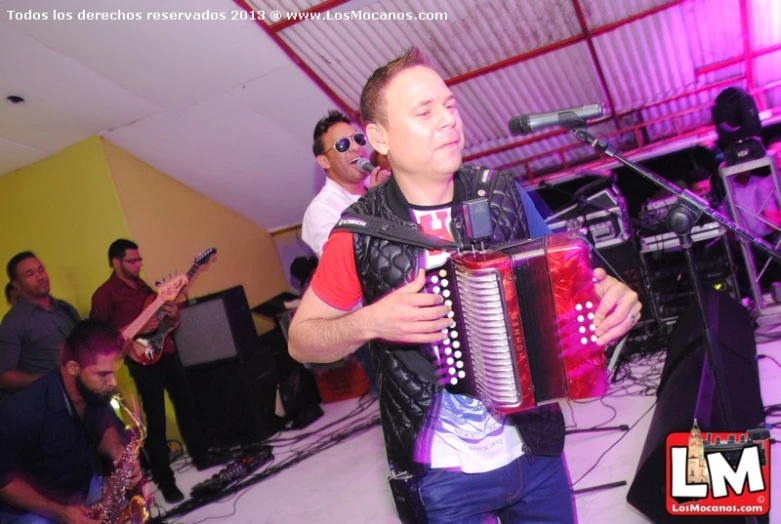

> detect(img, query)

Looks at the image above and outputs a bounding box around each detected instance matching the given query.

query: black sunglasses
[325,133,366,154]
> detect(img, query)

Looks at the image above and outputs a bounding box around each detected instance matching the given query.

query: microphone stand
[563,118,776,524]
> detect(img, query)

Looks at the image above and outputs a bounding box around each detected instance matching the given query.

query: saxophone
[89,395,151,524]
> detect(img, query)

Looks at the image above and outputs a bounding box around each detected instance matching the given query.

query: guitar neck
[124,296,165,339]
[151,262,201,320]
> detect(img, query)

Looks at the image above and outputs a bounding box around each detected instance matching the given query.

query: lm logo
[665,420,771,516]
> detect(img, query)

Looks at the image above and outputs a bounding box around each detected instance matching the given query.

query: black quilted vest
[343,165,565,475]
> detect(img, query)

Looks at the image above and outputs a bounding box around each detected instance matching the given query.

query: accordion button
[447,357,454,365]
[586,301,593,309]
[458,371,466,379]
[588,312,595,320]
[443,339,450,346]
[433,286,441,294]
[454,350,462,358]
[442,279,449,287]
[591,335,598,342]
[580,337,588,345]
[456,361,464,369]
[452,341,460,349]
[439,270,447,278]
[575,303,583,311]
[445,347,452,355]
[451,377,459,385]
[443,290,451,298]
[451,331,459,339]
[590,324,596,331]
[447,311,454,318]
[579,326,586,334]
[430,276,439,284]
[445,300,452,307]
[449,368,456,375]
[577,315,585,322]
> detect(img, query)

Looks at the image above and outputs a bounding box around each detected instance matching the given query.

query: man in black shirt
[0,319,142,523]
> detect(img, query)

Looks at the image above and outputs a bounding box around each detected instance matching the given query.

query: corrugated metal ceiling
[242,0,781,181]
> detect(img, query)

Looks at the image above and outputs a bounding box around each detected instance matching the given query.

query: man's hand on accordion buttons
[591,268,641,346]
[367,269,452,344]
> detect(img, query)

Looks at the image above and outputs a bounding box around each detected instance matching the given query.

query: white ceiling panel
[2,0,291,112]
[0,138,49,175]
[104,89,324,228]
[0,20,160,152]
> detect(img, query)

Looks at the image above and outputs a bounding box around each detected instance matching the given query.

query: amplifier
[641,234,739,322]
[546,187,630,248]
[640,222,726,254]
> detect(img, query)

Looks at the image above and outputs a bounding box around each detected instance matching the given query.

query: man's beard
[120,266,139,280]
[75,374,115,408]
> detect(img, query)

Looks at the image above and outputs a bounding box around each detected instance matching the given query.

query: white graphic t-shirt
[410,205,525,473]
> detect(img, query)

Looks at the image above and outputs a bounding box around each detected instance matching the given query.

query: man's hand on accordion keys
[591,267,642,346]
[367,269,452,344]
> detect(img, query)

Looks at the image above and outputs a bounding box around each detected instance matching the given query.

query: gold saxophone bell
[117,494,151,524]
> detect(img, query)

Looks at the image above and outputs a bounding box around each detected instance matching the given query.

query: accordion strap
[332,214,460,251]
[333,168,502,249]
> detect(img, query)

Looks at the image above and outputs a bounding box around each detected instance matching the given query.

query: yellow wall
[2,136,290,443]
[102,139,288,333]
[0,136,151,434]
[0,135,131,318]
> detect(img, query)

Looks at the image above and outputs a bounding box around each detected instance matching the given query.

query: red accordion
[424,232,609,414]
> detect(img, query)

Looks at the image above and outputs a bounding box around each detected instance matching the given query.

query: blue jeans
[0,475,102,524]
[417,455,576,524]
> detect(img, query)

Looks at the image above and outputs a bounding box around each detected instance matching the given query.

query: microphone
[508,103,603,135]
[356,158,375,173]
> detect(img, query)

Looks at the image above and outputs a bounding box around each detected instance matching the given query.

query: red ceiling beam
[267,0,351,33]
[497,102,715,173]
[740,0,754,92]
[616,75,743,117]
[232,0,355,118]
[445,35,585,87]
[524,124,720,183]
[445,0,687,87]
[694,57,743,76]
[462,124,605,162]
[464,76,742,163]
[571,0,621,130]
[695,43,781,76]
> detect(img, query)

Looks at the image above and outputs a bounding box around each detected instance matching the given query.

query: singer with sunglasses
[301,111,391,397]
[302,111,392,259]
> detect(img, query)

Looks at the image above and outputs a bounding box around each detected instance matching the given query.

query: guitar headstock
[194,247,217,266]
[157,274,189,302]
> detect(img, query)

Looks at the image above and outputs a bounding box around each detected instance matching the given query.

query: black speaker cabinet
[626,291,766,523]
[174,286,280,447]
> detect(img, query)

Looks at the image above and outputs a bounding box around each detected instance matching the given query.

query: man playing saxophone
[0,319,143,524]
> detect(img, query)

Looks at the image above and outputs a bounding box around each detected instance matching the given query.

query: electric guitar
[124,248,217,365]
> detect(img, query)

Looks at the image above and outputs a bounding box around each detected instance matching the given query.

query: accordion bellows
[425,232,609,414]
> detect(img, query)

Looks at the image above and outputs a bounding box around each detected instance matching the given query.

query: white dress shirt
[302,177,363,258]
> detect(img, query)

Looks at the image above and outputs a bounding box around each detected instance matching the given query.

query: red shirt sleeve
[90,284,113,324]
[310,231,363,310]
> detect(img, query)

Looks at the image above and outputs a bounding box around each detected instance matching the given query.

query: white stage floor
[150,338,781,523]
